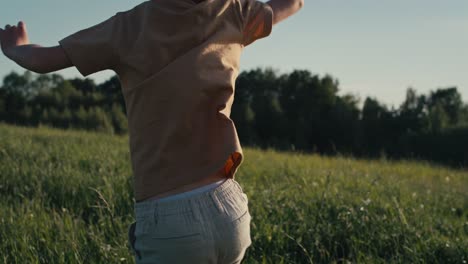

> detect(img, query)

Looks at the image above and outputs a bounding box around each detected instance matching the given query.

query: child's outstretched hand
[0,21,30,59]
[0,21,72,74]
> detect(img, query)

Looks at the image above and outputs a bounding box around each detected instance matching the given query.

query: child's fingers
[17,21,26,33]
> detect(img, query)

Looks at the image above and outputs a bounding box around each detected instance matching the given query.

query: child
[0,0,303,262]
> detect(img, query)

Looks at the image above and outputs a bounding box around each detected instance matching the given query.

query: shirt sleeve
[240,0,273,46]
[58,12,125,77]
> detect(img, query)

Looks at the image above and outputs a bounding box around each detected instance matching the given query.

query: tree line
[1,69,467,168]
[0,71,127,134]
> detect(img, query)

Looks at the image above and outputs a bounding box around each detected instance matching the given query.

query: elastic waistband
[134,178,244,217]
[146,178,227,202]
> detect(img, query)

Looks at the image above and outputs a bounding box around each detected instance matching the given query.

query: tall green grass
[0,123,467,263]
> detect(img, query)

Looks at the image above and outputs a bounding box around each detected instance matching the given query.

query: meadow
[0,123,467,263]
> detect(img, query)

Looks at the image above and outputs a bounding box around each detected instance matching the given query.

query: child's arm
[267,0,304,25]
[0,21,73,74]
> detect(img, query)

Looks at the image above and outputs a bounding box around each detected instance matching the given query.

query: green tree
[18,105,33,124]
[459,104,468,126]
[74,106,88,129]
[428,103,450,133]
[70,78,97,96]
[60,107,72,129]
[29,73,64,95]
[1,71,32,99]
[398,87,429,133]
[0,90,5,120]
[49,107,60,127]
[279,70,339,152]
[328,93,362,154]
[98,75,125,113]
[427,87,462,125]
[87,107,114,134]
[110,103,128,134]
[39,109,50,125]
[51,80,81,111]
[362,97,394,155]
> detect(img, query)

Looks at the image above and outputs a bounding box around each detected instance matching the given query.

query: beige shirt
[59,0,273,201]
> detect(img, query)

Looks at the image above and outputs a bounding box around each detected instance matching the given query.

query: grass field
[0,123,467,263]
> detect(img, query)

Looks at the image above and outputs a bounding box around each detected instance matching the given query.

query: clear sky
[1,0,467,107]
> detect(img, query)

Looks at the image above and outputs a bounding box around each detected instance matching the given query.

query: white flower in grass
[362,198,371,205]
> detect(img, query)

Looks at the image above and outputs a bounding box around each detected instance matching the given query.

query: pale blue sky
[1,0,467,107]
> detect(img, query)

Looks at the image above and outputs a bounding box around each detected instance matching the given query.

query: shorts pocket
[151,211,203,242]
[232,208,251,227]
[224,191,251,227]
[241,192,248,205]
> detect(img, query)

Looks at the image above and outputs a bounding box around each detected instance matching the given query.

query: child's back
[59,0,279,202]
